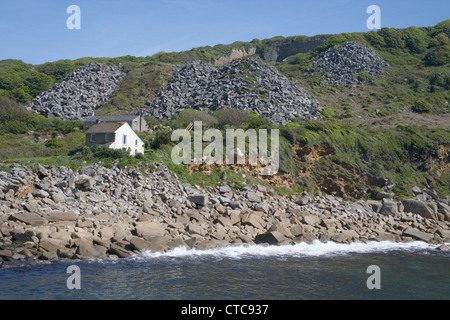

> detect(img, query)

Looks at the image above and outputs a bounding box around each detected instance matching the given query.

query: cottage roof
[85,122,125,134]
[84,115,139,122]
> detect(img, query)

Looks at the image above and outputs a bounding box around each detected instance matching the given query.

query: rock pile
[26,63,126,120]
[144,58,322,125]
[0,163,449,266]
[311,42,389,85]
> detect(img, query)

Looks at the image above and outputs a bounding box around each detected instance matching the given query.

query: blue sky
[0,0,448,65]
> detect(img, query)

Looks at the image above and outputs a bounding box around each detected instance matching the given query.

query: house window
[105,133,109,142]
[90,134,96,143]
[133,120,138,128]
[135,139,138,146]
[123,134,127,145]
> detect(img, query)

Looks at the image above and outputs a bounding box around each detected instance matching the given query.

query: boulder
[0,249,13,258]
[37,164,49,178]
[401,200,438,220]
[247,192,262,203]
[376,192,395,200]
[331,232,352,243]
[188,194,208,206]
[39,251,58,261]
[268,221,292,238]
[11,213,46,226]
[403,227,433,242]
[186,223,206,236]
[39,238,67,253]
[195,239,229,250]
[379,199,398,216]
[254,231,287,245]
[134,222,165,239]
[46,211,78,222]
[32,189,49,198]
[167,237,189,250]
[242,212,266,230]
[302,214,321,226]
[219,185,232,193]
[76,239,108,258]
[130,236,167,252]
[108,244,132,258]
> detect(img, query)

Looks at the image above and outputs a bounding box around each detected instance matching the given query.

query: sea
[0,241,449,301]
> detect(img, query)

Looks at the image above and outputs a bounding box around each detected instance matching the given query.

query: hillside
[0,20,449,200]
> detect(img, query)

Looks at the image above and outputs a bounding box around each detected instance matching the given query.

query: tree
[151,128,172,149]
[403,27,427,54]
[424,46,450,66]
[8,88,32,104]
[24,72,55,97]
[37,60,77,82]
[364,31,386,48]
[378,28,405,49]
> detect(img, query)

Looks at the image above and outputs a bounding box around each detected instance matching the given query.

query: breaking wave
[135,241,443,260]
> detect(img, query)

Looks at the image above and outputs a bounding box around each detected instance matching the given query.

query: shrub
[45,138,63,148]
[412,99,432,113]
[424,46,450,66]
[91,145,126,159]
[357,72,373,82]
[134,152,145,160]
[172,109,218,129]
[151,128,172,149]
[214,108,250,128]
[246,113,271,129]
[1,120,28,134]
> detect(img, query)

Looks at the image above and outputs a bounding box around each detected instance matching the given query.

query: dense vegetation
[0,20,448,199]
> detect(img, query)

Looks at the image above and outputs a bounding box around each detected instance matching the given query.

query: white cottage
[85,121,145,156]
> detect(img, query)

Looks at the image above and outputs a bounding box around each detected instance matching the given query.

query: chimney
[139,108,142,132]
[96,119,101,124]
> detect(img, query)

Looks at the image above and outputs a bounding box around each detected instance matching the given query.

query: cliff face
[214,47,257,66]
[262,38,324,62]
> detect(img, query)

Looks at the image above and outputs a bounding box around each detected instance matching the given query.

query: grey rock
[311,42,389,86]
[32,189,49,198]
[403,227,433,243]
[376,192,395,200]
[219,185,232,193]
[27,63,126,120]
[188,194,207,207]
[401,199,438,220]
[379,199,398,216]
[246,192,261,203]
[254,231,287,245]
[412,186,422,195]
[11,213,46,226]
[109,244,132,258]
[144,58,322,126]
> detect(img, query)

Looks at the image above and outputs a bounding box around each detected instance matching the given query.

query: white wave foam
[137,241,441,260]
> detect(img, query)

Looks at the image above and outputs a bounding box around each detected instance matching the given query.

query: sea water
[0,241,448,300]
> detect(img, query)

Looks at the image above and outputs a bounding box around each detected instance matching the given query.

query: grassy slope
[0,21,449,199]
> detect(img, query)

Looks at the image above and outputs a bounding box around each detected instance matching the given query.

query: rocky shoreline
[1,163,449,267]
